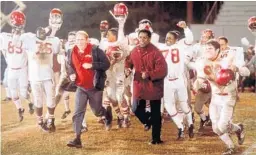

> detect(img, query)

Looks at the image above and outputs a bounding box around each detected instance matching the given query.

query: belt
[216,93,228,96]
[168,78,178,81]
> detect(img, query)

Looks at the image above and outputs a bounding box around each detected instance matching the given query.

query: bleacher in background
[191,1,256,46]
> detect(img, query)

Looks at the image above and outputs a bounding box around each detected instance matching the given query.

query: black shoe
[205,116,212,126]
[104,106,112,131]
[18,108,25,122]
[102,118,112,131]
[117,116,124,128]
[67,138,82,148]
[122,117,130,128]
[148,140,163,145]
[106,106,113,122]
[200,115,209,129]
[144,123,151,131]
[61,110,71,119]
[81,125,88,133]
[46,118,56,132]
[177,128,185,140]
[222,147,235,155]
[188,124,194,138]
[2,97,11,101]
[192,112,195,123]
[28,103,34,114]
[236,123,245,145]
[38,121,49,132]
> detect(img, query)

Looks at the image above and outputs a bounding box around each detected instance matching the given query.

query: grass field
[1,86,256,155]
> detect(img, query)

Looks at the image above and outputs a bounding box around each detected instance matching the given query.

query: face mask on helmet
[49,8,63,29]
[36,27,47,40]
[248,16,256,32]
[10,10,26,34]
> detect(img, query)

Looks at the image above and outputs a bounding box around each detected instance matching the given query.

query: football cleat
[222,147,235,155]
[18,108,25,122]
[177,128,185,140]
[28,103,34,115]
[236,123,245,145]
[188,124,194,138]
[61,110,71,119]
[67,138,82,148]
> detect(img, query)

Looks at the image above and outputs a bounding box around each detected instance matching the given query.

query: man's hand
[125,68,132,77]
[109,10,128,26]
[229,65,238,72]
[177,21,187,29]
[70,74,76,81]
[141,72,149,80]
[82,63,92,69]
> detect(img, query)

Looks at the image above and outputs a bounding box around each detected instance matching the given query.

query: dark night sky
[1,1,215,40]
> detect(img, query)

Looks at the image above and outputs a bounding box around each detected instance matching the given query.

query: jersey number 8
[171,48,180,63]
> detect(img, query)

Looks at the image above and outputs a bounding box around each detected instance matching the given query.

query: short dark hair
[107,27,118,38]
[138,29,152,38]
[167,31,180,40]
[218,36,228,43]
[68,31,76,36]
[206,39,220,50]
[139,19,152,26]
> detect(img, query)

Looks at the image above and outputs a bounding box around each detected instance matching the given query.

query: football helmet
[49,8,63,29]
[248,16,256,31]
[199,80,211,93]
[9,10,26,31]
[202,29,215,39]
[139,19,153,32]
[215,69,235,86]
[113,3,128,17]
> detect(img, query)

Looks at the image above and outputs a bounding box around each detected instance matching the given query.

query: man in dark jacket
[125,29,168,145]
[66,31,112,148]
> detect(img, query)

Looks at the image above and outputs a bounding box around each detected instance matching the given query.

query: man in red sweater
[66,31,111,148]
[125,29,168,145]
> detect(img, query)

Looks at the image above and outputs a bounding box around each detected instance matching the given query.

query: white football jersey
[164,44,188,79]
[20,33,60,82]
[157,43,170,57]
[191,52,249,97]
[192,43,207,60]
[0,32,28,69]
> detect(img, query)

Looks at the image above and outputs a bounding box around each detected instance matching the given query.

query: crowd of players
[1,3,256,155]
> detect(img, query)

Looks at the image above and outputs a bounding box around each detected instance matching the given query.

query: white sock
[6,88,11,98]
[37,115,43,123]
[185,111,193,126]
[145,100,151,112]
[219,133,234,148]
[177,112,184,125]
[45,111,49,119]
[64,99,70,111]
[14,98,22,109]
[231,123,241,132]
[82,117,87,127]
[199,113,206,121]
[172,115,184,131]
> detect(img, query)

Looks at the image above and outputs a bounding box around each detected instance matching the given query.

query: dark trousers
[132,99,162,141]
[73,87,107,135]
